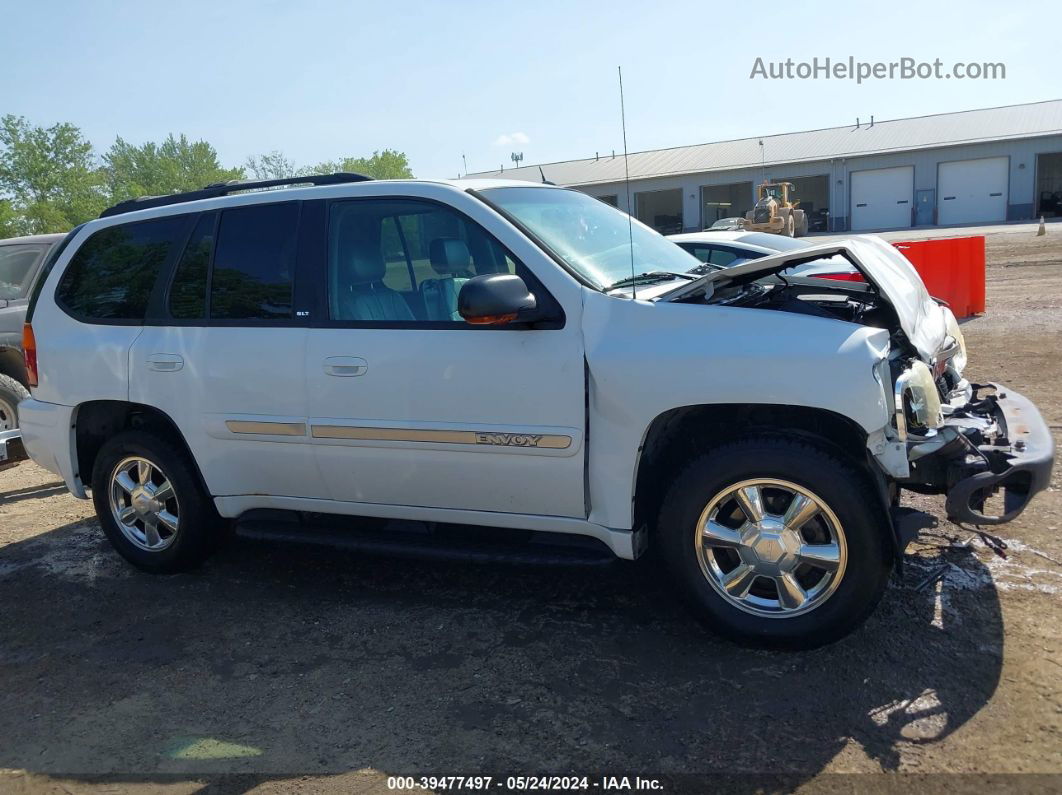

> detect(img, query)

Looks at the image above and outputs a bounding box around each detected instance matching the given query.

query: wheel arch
[73,401,210,496]
[0,346,27,387]
[632,403,884,538]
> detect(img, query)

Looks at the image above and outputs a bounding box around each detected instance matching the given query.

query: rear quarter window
[56,216,188,322]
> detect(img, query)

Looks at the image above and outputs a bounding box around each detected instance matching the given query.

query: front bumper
[906,383,1055,525]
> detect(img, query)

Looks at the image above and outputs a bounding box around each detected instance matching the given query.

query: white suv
[18,174,1054,648]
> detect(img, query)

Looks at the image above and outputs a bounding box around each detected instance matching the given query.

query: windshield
[480,187,701,290]
[0,244,47,300]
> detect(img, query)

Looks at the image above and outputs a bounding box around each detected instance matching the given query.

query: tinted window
[328,199,518,323]
[211,203,298,320]
[0,244,47,300]
[57,217,185,320]
[169,213,215,319]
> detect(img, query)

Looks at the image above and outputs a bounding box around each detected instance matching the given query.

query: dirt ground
[1,228,1060,793]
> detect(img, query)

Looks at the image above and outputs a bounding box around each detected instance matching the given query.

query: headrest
[337,225,386,285]
[429,238,472,276]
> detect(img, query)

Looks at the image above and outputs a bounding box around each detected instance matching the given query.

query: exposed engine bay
[706,277,900,332]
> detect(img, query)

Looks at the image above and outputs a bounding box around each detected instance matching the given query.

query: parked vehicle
[667,230,859,278]
[705,217,747,231]
[18,175,1053,648]
[0,233,65,434]
[744,181,808,237]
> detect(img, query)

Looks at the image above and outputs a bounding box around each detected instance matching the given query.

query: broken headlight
[894,360,943,440]
[941,307,968,376]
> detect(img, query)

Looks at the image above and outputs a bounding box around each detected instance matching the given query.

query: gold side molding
[311,425,572,449]
[226,420,307,436]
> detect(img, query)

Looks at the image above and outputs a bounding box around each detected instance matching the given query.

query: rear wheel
[784,214,796,237]
[657,436,892,649]
[0,374,29,433]
[91,430,222,572]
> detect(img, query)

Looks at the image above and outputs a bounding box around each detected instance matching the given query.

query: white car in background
[667,230,861,280]
[16,176,1053,649]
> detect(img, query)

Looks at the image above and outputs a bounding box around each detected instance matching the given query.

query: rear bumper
[943,384,1054,524]
[17,398,84,497]
[0,429,27,471]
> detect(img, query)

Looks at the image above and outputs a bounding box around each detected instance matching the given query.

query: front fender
[582,289,891,529]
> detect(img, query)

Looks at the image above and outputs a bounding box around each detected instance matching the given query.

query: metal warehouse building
[468,99,1062,234]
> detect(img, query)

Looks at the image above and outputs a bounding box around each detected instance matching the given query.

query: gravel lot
[1,228,1060,793]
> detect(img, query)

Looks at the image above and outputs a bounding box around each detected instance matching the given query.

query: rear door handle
[324,356,368,377]
[147,353,184,372]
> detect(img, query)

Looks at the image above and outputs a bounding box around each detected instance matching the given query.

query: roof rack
[98,171,374,218]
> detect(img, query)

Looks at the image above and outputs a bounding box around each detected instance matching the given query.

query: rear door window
[168,213,216,320]
[57,217,188,321]
[210,203,299,320]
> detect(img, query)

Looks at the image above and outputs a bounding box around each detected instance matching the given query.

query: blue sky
[1,0,1055,179]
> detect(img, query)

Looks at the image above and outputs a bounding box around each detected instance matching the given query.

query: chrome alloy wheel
[695,478,847,618]
[0,395,16,432]
[108,456,180,551]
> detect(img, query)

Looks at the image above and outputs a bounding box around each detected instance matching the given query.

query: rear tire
[657,436,892,649]
[91,430,222,573]
[0,373,29,433]
[784,214,796,237]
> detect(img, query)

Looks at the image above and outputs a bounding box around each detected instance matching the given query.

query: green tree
[0,115,105,234]
[302,149,413,180]
[244,150,297,181]
[103,134,243,203]
[0,199,19,238]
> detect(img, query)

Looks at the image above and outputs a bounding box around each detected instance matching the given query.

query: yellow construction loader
[745,181,808,237]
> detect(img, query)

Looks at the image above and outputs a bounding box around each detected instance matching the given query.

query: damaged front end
[890,308,1054,524]
[661,237,1055,527]
[896,372,1054,525]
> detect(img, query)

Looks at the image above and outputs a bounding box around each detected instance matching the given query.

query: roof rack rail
[98,171,374,218]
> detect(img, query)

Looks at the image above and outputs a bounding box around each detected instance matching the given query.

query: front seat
[421,238,473,321]
[335,235,414,322]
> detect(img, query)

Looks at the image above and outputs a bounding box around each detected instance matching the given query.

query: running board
[234,513,617,567]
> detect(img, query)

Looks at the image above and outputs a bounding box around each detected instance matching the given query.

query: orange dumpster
[892,236,986,318]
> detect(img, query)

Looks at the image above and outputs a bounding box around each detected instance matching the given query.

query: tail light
[811,271,865,282]
[22,323,38,388]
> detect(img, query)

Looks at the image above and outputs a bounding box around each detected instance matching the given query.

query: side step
[234,512,616,567]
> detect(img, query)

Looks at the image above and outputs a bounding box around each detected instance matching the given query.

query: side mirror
[458,274,537,326]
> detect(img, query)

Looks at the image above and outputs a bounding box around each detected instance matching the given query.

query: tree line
[0,114,414,238]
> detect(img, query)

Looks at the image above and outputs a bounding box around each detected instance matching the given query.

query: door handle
[147,353,184,372]
[324,356,368,377]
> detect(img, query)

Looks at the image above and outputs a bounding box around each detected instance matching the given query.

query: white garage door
[938,157,1008,225]
[850,166,914,230]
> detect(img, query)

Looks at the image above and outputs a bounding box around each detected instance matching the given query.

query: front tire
[91,430,222,573]
[657,436,892,649]
[784,214,796,237]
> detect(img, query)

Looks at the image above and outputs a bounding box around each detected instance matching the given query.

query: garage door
[938,157,1008,225]
[850,166,914,230]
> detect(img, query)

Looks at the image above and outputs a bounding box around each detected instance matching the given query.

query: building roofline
[466,98,1062,180]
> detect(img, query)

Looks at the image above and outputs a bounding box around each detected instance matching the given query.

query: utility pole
[462,154,468,176]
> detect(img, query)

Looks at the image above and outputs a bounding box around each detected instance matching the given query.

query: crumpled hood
[660,235,948,361]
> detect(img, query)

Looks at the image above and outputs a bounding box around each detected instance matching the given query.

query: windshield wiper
[606,270,696,290]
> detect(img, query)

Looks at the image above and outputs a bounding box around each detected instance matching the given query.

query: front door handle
[147,353,184,372]
[324,356,368,377]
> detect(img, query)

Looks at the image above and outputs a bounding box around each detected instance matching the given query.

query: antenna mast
[618,65,636,299]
